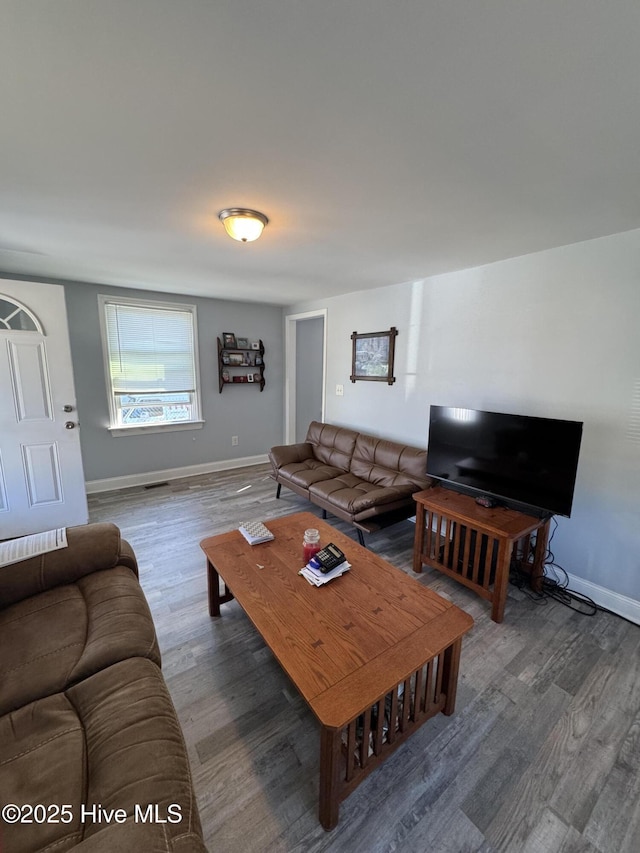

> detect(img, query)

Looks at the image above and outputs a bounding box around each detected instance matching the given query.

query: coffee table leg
[207,559,234,617]
[319,726,342,831]
[441,637,463,716]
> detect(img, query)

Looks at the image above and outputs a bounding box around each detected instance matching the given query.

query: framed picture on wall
[350,327,397,385]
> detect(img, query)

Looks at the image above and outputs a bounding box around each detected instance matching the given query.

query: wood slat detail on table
[310,609,472,727]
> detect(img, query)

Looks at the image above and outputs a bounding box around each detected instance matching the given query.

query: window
[98,295,202,434]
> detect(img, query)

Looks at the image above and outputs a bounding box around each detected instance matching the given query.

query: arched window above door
[0,296,42,332]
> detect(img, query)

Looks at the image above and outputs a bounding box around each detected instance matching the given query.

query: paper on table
[299,561,351,586]
[0,528,68,568]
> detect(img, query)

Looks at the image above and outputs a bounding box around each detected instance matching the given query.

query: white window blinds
[103,300,196,394]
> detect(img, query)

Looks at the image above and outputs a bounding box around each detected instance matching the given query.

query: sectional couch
[0,522,206,853]
[269,421,432,542]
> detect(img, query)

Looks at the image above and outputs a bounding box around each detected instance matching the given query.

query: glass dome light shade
[218,208,268,242]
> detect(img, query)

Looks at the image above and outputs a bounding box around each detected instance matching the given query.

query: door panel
[0,280,87,537]
[8,339,53,421]
[22,442,63,505]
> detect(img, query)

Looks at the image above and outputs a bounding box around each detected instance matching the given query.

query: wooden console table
[412,488,550,623]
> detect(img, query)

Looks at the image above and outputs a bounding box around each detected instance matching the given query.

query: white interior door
[0,280,88,538]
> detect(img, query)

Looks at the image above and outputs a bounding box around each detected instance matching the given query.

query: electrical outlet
[336,384,344,396]
[232,435,239,446]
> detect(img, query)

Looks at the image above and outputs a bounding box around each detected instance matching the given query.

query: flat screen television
[426,406,583,517]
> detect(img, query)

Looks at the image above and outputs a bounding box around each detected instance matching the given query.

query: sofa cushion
[309,473,416,514]
[0,657,204,853]
[306,421,358,470]
[0,522,137,609]
[350,434,429,490]
[278,458,346,491]
[0,566,160,715]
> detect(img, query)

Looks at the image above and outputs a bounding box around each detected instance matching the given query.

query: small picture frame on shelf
[222,332,237,349]
[222,353,230,364]
[255,355,262,366]
[236,337,249,349]
[228,353,244,366]
[222,369,230,383]
[247,373,254,383]
[250,341,260,350]
[253,373,261,383]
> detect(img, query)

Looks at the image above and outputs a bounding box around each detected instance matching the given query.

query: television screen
[426,406,583,517]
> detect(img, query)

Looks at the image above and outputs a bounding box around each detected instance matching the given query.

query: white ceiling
[1,1,639,306]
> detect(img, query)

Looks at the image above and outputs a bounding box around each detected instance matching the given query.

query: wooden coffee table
[200,511,473,830]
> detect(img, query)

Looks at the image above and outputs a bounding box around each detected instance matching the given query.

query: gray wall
[286,228,640,609]
[63,280,284,482]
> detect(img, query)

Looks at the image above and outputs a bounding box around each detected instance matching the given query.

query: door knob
[63,405,74,412]
[65,421,76,429]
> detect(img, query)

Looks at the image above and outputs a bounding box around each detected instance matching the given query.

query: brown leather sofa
[269,421,432,543]
[0,523,207,853]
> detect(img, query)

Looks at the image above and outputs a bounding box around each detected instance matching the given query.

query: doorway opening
[284,309,327,443]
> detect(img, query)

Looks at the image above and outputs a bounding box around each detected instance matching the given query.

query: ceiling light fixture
[218,208,269,243]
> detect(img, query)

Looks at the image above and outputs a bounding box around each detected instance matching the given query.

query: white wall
[287,228,640,611]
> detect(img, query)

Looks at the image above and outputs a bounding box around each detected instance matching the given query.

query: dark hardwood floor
[88,464,640,853]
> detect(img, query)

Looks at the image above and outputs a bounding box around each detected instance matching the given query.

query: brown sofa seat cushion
[0,566,160,715]
[0,522,137,609]
[309,473,416,515]
[0,657,205,853]
[277,458,346,491]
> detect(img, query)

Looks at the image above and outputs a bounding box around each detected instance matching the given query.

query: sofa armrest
[269,442,315,471]
[0,522,138,609]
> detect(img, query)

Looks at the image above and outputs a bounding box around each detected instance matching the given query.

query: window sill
[109,420,205,437]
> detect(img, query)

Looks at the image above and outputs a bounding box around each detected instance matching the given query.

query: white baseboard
[85,454,270,494]
[565,572,640,626]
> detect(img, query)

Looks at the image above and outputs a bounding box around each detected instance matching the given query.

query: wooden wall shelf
[217,337,265,393]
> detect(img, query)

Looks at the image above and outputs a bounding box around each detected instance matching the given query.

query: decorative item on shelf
[218,335,265,393]
[350,327,398,385]
[250,341,260,350]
